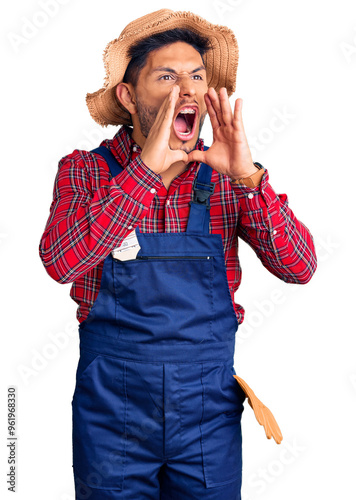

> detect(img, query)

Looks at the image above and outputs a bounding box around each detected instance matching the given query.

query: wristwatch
[232,162,265,188]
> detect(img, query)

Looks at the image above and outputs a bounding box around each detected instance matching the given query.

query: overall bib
[71,145,247,500]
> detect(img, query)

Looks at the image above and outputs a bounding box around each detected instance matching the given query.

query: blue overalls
[71,145,247,500]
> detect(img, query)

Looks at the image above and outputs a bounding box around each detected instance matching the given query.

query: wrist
[231,162,265,188]
[230,163,259,182]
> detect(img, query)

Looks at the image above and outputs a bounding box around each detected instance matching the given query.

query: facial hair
[135,95,208,154]
[135,97,159,138]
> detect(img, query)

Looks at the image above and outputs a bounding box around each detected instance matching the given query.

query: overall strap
[186,146,215,235]
[92,144,215,235]
[91,145,124,179]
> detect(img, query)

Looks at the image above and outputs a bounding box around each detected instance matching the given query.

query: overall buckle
[191,178,216,207]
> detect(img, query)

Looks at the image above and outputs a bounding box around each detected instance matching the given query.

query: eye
[159,74,174,81]
[192,75,203,80]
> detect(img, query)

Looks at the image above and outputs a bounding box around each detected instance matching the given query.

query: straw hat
[86,9,239,127]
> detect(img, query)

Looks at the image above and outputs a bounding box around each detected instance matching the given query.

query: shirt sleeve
[232,168,317,284]
[39,150,163,284]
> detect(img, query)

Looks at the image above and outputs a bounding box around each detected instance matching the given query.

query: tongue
[175,115,189,133]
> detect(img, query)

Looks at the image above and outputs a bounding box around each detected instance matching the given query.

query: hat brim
[86,9,239,127]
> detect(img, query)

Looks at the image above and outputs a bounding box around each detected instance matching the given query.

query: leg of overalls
[72,348,245,499]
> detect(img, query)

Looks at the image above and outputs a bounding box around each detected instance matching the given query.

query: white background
[1,0,355,498]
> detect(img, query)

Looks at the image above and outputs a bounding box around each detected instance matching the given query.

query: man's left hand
[187,87,258,181]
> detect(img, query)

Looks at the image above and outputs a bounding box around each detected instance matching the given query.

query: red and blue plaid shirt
[39,125,317,324]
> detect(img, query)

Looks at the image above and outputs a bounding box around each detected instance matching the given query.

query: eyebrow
[151,65,206,74]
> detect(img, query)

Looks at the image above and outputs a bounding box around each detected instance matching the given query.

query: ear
[115,83,137,115]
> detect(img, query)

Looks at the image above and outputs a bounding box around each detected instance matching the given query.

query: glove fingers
[233,374,283,444]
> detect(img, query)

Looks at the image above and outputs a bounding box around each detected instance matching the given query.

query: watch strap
[232,162,265,188]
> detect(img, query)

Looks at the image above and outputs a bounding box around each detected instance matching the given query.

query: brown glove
[233,375,283,444]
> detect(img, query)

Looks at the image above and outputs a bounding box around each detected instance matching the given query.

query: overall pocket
[113,256,214,343]
[72,348,102,400]
[200,363,245,488]
[72,353,127,491]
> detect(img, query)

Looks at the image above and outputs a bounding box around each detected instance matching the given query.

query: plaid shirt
[39,125,317,324]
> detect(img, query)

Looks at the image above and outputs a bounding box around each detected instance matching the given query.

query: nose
[176,74,196,98]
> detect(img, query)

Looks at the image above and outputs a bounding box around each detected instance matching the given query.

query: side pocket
[199,363,244,489]
[72,355,127,491]
[232,365,247,405]
[73,349,102,392]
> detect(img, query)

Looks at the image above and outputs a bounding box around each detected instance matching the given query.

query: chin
[170,131,199,154]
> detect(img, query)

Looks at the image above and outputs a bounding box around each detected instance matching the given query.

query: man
[39,9,317,500]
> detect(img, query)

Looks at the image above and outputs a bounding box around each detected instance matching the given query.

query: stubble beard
[136,96,207,153]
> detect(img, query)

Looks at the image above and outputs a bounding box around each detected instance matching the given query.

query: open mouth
[173,106,198,141]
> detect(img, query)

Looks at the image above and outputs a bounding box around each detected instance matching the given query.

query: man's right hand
[140,85,189,175]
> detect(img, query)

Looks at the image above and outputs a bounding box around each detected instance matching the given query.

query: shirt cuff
[231,168,278,209]
[110,155,163,206]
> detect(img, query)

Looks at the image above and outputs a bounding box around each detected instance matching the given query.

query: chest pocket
[113,255,215,343]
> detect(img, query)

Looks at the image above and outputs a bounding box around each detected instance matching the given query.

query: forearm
[39,152,162,284]
[233,169,317,283]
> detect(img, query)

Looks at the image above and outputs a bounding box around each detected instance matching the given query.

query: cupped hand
[140,85,189,175]
[187,87,257,180]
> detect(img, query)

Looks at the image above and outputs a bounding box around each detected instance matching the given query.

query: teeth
[179,108,196,114]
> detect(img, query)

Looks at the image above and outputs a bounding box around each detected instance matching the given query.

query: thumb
[170,148,189,165]
[187,149,206,164]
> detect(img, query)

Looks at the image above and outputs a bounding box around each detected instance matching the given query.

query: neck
[160,161,191,190]
[131,127,146,150]
[130,125,196,189]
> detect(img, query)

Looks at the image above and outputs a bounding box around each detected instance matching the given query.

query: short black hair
[123,28,211,87]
